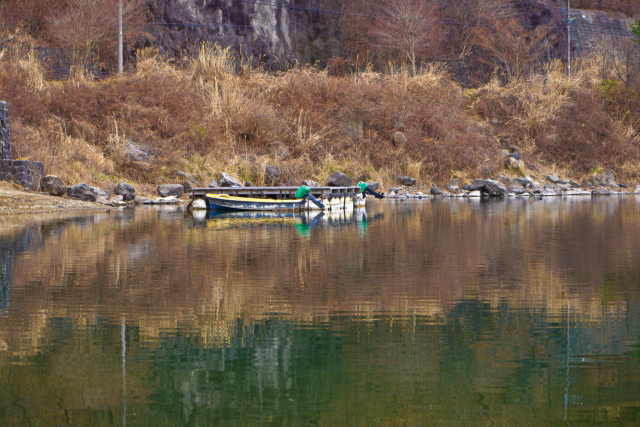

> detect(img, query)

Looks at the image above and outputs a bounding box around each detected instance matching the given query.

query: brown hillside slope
[1,40,639,191]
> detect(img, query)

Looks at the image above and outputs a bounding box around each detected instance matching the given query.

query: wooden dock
[188,186,362,199]
[188,186,364,211]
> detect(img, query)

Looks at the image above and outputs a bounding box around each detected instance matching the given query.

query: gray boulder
[505,157,525,175]
[208,178,219,187]
[482,179,508,197]
[604,170,617,187]
[507,180,527,195]
[177,171,196,183]
[40,175,66,196]
[265,164,281,185]
[466,179,508,197]
[513,177,533,188]
[67,183,97,202]
[367,182,380,191]
[244,181,253,187]
[302,180,319,187]
[430,184,444,196]
[327,172,354,187]
[125,142,150,162]
[182,181,193,192]
[114,182,136,201]
[546,174,560,184]
[157,184,184,198]
[397,175,416,186]
[219,172,243,187]
[392,131,407,147]
[465,180,486,191]
[90,186,109,199]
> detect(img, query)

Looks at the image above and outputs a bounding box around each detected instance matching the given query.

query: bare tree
[370,0,442,75]
[611,38,640,86]
[441,0,514,61]
[474,17,553,81]
[46,0,144,73]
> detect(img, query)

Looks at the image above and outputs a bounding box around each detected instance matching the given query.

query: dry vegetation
[2,30,640,191]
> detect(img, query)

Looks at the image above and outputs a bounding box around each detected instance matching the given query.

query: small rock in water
[302,180,319,188]
[468,190,482,197]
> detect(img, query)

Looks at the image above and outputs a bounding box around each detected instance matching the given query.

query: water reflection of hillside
[1,199,640,355]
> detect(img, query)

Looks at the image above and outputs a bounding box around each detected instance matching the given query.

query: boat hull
[205,193,306,211]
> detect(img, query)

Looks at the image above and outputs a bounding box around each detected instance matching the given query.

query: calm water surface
[1,198,640,425]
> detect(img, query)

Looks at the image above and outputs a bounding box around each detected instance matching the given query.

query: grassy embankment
[2,36,640,193]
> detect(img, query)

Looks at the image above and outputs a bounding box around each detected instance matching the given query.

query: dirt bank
[0,184,109,216]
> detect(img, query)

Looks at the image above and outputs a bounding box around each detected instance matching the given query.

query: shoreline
[2,184,639,217]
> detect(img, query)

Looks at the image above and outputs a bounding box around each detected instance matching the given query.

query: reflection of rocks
[0,254,10,313]
[0,226,45,313]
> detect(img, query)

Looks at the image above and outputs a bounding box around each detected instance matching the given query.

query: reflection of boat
[189,208,377,231]
[188,210,301,230]
[205,193,306,212]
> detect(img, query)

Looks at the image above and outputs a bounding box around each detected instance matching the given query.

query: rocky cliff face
[146,0,343,67]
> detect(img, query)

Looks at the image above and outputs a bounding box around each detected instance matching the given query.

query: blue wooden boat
[205,193,307,211]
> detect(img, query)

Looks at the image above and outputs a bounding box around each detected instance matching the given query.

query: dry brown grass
[2,34,640,190]
[474,60,639,178]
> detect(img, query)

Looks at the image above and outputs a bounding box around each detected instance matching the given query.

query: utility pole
[568,0,571,78]
[118,0,123,74]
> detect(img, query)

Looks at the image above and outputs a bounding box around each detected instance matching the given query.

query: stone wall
[0,101,11,160]
[0,160,45,191]
[0,101,45,190]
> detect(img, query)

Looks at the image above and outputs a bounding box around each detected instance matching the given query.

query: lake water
[1,198,640,425]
